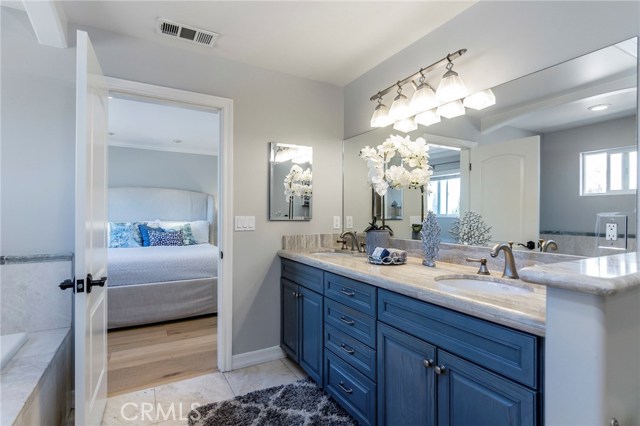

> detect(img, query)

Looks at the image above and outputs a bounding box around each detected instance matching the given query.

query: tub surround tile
[223,360,299,396]
[279,249,546,336]
[14,328,70,359]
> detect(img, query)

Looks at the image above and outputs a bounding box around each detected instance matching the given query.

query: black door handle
[86,273,107,293]
[59,279,74,291]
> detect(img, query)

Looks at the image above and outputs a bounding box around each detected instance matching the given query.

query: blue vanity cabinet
[280,259,324,384]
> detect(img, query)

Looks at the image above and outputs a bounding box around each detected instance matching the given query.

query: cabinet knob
[610,418,619,426]
[423,359,434,368]
[338,381,353,394]
[292,291,297,297]
[434,365,447,375]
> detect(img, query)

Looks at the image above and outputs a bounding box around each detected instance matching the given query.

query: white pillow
[158,220,210,244]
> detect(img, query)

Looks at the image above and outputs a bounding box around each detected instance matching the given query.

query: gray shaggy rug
[188,378,357,426]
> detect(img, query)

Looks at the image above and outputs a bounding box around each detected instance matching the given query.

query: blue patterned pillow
[161,223,197,245]
[138,223,161,247]
[108,222,142,248]
[149,228,184,246]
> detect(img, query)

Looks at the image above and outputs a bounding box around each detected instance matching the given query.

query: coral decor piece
[449,211,492,246]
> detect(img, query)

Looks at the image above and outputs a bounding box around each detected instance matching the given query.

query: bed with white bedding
[107,187,218,329]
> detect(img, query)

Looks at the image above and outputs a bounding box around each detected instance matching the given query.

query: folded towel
[386,248,407,261]
[371,247,390,260]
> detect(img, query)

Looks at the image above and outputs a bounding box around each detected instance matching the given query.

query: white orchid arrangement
[360,134,433,197]
[284,165,313,199]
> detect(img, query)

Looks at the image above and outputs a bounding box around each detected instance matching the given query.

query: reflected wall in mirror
[269,143,313,220]
[344,37,638,257]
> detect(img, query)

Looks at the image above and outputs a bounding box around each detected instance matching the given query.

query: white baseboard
[231,345,286,370]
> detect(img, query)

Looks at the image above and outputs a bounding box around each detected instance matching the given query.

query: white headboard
[109,187,216,241]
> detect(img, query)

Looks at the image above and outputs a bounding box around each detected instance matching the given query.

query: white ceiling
[59,1,475,86]
[108,96,220,155]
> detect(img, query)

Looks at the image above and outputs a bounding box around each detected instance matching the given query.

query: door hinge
[220,251,224,259]
[76,278,85,293]
[469,163,472,171]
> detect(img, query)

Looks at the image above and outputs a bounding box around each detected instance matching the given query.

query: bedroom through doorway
[104,93,222,396]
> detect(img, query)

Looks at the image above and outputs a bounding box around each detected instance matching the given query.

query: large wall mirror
[344,37,638,257]
[269,142,313,220]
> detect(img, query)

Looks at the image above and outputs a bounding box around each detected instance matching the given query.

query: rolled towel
[371,247,390,260]
[387,248,407,261]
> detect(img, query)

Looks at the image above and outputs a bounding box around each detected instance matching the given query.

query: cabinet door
[437,350,537,426]
[378,323,437,426]
[299,286,323,384]
[281,278,299,362]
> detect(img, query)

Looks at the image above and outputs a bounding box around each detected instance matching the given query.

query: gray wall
[108,146,218,204]
[540,116,637,234]
[1,8,343,356]
[344,1,640,138]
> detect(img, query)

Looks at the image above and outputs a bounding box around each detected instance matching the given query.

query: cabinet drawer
[324,350,376,426]
[325,324,376,381]
[281,258,323,293]
[325,298,376,348]
[324,272,376,316]
[378,289,539,388]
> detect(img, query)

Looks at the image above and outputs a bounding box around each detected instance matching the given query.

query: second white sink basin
[435,277,532,295]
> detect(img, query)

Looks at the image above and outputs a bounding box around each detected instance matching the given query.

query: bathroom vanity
[280,242,640,426]
[279,250,545,425]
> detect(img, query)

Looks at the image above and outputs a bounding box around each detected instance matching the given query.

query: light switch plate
[234,216,255,231]
[333,216,341,229]
[346,216,353,229]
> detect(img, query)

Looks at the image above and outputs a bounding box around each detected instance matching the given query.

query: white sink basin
[435,277,532,295]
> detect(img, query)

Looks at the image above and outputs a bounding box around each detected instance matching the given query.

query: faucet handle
[465,257,490,275]
[336,239,347,250]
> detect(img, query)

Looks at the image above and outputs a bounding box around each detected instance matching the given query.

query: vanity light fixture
[414,109,441,127]
[369,48,495,132]
[437,100,466,119]
[588,104,611,112]
[435,60,468,103]
[463,89,496,110]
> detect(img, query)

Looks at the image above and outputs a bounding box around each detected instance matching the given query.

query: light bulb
[389,92,412,121]
[410,83,438,114]
[436,65,468,103]
[370,103,393,127]
[437,100,465,119]
[393,117,418,133]
[415,109,441,127]
[463,89,496,110]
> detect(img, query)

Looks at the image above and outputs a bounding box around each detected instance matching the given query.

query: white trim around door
[105,77,234,372]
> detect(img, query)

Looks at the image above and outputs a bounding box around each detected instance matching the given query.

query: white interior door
[469,136,540,244]
[74,30,109,426]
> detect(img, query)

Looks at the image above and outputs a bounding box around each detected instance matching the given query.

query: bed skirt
[107,277,218,329]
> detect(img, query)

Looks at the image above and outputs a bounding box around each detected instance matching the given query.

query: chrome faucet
[340,231,362,252]
[541,239,558,252]
[490,242,519,279]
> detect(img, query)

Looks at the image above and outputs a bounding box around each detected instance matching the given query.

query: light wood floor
[107,315,217,397]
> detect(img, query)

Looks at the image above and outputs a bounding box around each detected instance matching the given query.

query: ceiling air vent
[157,19,219,48]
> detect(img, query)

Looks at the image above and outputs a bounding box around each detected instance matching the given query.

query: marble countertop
[520,251,640,296]
[278,249,546,336]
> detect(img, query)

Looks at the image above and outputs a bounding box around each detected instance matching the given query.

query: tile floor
[101,358,307,425]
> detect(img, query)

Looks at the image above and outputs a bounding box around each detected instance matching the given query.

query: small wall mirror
[269,142,313,220]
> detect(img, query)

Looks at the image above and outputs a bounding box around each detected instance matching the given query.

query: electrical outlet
[606,223,618,241]
[333,216,341,229]
[346,216,353,229]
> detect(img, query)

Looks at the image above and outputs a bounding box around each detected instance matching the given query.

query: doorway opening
[103,79,233,396]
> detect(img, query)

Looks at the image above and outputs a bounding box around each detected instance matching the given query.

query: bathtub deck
[0,328,71,426]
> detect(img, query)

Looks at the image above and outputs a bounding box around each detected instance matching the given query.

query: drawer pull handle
[435,365,447,375]
[423,359,434,368]
[340,288,356,297]
[338,381,353,394]
[340,316,355,325]
[340,344,355,355]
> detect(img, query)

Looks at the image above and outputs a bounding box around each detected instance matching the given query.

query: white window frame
[428,172,461,217]
[580,145,637,197]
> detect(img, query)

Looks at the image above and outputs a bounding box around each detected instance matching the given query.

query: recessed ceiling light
[173,139,183,144]
[588,104,611,112]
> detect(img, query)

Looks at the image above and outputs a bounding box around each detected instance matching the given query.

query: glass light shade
[415,109,441,127]
[389,93,413,121]
[393,117,418,133]
[463,89,496,110]
[437,100,465,119]
[436,69,468,103]
[410,83,439,114]
[370,103,393,127]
